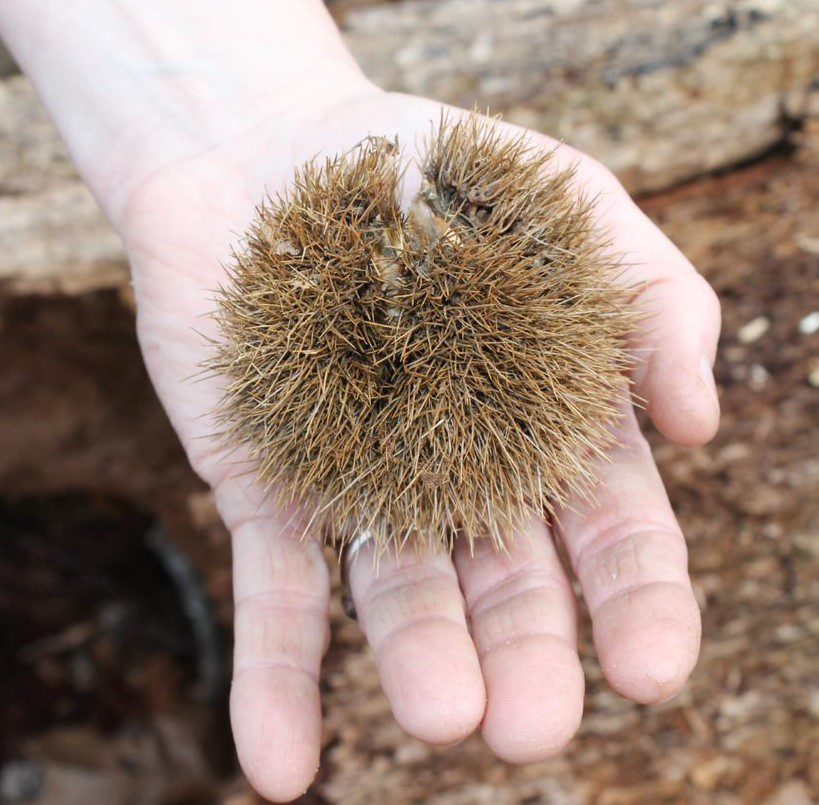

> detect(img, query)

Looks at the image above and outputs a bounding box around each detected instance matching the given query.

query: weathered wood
[0,77,127,294]
[0,184,127,295]
[1,0,817,295]
[343,0,819,192]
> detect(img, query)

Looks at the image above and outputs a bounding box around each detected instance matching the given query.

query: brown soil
[0,141,817,803]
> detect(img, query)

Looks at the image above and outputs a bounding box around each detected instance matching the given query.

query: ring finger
[347,541,486,745]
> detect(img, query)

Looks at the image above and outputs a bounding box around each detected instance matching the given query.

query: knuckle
[362,573,466,649]
[577,527,688,613]
[232,525,330,599]
[466,563,575,656]
[233,595,326,675]
[471,585,574,655]
[691,273,721,327]
[611,418,653,457]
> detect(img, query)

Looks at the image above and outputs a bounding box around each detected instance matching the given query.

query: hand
[0,1,719,800]
[115,84,720,800]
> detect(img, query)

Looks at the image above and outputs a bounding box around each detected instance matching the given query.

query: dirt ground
[0,129,817,805]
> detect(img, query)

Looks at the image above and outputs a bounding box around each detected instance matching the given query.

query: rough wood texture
[1,0,818,295]
[0,77,127,294]
[344,0,819,191]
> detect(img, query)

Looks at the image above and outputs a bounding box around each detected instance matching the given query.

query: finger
[453,520,584,763]
[556,404,701,704]
[348,543,486,745]
[574,154,722,446]
[218,478,330,803]
[499,121,721,446]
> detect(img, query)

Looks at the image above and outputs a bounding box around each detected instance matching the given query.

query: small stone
[393,741,430,765]
[796,234,819,255]
[0,761,44,802]
[737,316,770,344]
[749,363,769,389]
[719,443,752,463]
[798,311,819,335]
[765,779,814,805]
[690,755,733,790]
[774,623,802,642]
[724,345,745,362]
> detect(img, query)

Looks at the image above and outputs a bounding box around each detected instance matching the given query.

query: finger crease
[359,566,458,610]
[373,612,467,656]
[232,659,320,686]
[467,564,567,615]
[234,590,328,620]
[589,579,694,618]
[572,524,683,573]
[477,630,576,661]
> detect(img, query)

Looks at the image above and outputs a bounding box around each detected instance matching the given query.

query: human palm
[118,89,719,801]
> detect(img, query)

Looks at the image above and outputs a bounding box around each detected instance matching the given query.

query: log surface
[1,0,817,295]
[344,0,819,191]
[0,77,127,294]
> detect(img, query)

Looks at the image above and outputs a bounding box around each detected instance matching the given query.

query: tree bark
[344,0,819,191]
[0,77,127,294]
[1,0,817,295]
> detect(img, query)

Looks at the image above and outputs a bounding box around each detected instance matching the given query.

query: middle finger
[453,519,584,763]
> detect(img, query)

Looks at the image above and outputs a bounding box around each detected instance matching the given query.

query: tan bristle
[209,114,638,555]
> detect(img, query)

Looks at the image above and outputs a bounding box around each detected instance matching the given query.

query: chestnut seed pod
[209,114,637,554]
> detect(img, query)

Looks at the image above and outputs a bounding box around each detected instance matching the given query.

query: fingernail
[699,353,720,416]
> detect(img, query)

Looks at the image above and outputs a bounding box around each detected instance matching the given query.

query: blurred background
[1,1,817,802]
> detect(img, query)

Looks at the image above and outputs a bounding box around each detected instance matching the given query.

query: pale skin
[0,1,721,801]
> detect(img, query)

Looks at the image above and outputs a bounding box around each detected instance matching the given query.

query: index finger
[572,151,722,446]
[499,121,721,446]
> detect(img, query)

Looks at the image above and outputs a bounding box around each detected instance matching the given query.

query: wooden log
[343,0,819,192]
[0,77,128,294]
[1,0,817,295]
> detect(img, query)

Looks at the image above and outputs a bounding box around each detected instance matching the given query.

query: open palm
[117,87,720,801]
